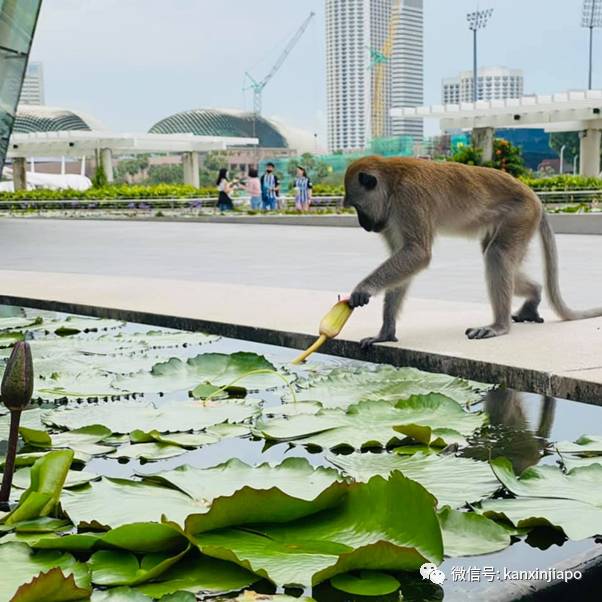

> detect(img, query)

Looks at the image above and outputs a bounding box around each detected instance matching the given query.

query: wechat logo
[420,562,446,585]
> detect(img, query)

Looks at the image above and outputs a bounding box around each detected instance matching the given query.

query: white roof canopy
[391,90,602,132]
[7,131,259,158]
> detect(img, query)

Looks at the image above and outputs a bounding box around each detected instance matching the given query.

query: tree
[115,155,150,183]
[451,138,526,177]
[145,164,183,184]
[92,163,108,188]
[549,132,579,161]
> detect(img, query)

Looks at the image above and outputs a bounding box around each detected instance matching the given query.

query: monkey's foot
[349,290,371,308]
[512,302,544,324]
[465,325,509,340]
[359,333,398,350]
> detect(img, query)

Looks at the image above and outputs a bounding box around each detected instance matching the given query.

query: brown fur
[344,156,602,344]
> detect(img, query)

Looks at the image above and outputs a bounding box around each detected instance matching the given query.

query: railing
[0,190,600,213]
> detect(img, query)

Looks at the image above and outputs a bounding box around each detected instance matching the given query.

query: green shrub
[519,175,602,191]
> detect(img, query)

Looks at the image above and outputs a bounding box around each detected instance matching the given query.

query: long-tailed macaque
[344,156,602,347]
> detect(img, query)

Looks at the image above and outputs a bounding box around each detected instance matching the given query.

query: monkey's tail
[540,212,602,320]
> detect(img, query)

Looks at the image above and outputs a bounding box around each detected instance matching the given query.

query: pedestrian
[260,162,280,211]
[246,167,262,210]
[294,165,312,212]
[216,168,234,214]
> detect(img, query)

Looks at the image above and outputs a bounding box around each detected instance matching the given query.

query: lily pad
[34,371,122,401]
[256,395,485,451]
[438,506,511,556]
[1,409,44,442]
[2,450,73,525]
[491,456,602,507]
[134,552,259,598]
[556,434,602,455]
[114,352,286,394]
[480,497,602,540]
[90,547,189,586]
[0,316,41,331]
[285,366,488,408]
[330,570,400,596]
[12,468,98,490]
[192,472,443,588]
[43,316,125,336]
[0,542,90,602]
[19,425,114,459]
[329,452,499,508]
[43,400,259,434]
[9,566,91,602]
[0,331,24,348]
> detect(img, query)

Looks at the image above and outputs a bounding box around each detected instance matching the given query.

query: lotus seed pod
[1,341,34,411]
[319,300,353,339]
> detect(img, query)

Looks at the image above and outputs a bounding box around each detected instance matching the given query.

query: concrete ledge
[3,212,602,233]
[0,270,601,405]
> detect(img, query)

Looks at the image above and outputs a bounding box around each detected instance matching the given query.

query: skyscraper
[20,61,45,105]
[442,67,523,104]
[325,0,423,153]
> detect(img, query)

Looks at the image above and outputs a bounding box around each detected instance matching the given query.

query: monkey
[343,155,602,347]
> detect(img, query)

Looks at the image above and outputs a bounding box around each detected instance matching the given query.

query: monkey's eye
[358,172,378,190]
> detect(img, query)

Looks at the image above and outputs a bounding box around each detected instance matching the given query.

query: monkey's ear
[358,172,378,190]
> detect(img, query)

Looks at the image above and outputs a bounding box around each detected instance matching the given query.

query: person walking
[216,168,234,214]
[294,165,312,212]
[245,167,262,210]
[260,162,280,211]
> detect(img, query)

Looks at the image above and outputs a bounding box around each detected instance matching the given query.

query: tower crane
[245,11,315,119]
[371,0,402,140]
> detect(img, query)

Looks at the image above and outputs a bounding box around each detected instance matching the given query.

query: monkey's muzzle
[356,209,384,233]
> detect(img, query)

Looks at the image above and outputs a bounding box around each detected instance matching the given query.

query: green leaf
[43,400,259,434]
[329,452,499,508]
[90,546,189,586]
[193,472,443,588]
[285,366,488,408]
[19,425,114,459]
[0,542,90,602]
[491,456,602,507]
[438,506,511,556]
[556,434,602,454]
[12,468,98,490]
[9,567,91,602]
[0,317,40,331]
[257,395,485,450]
[134,552,259,598]
[3,450,73,524]
[1,409,44,441]
[91,588,152,601]
[330,570,400,596]
[0,331,25,348]
[45,316,125,336]
[0,517,71,534]
[114,352,286,394]
[480,497,602,540]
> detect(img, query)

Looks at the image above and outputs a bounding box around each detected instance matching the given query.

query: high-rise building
[325,0,423,153]
[442,67,523,104]
[20,61,45,105]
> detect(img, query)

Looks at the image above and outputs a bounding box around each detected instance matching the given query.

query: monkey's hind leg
[512,270,544,323]
[359,283,409,349]
[466,233,517,340]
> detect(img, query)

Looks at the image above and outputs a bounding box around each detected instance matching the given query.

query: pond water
[1,305,601,602]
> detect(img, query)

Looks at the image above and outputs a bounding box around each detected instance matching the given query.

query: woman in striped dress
[294,166,312,212]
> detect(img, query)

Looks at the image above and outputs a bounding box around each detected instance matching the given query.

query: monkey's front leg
[359,284,409,349]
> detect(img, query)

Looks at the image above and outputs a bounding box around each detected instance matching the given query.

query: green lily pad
[34,371,123,401]
[491,456,602,507]
[19,425,114,459]
[480,497,602,540]
[1,409,44,442]
[556,434,602,455]
[114,352,286,394]
[0,542,90,602]
[0,316,41,331]
[2,450,73,525]
[90,546,189,586]
[134,552,259,598]
[91,588,152,602]
[438,506,511,556]
[12,468,98,490]
[0,517,72,534]
[330,570,400,596]
[0,331,25,348]
[193,472,443,588]
[8,566,91,602]
[43,400,259,434]
[256,395,485,451]
[329,452,499,508]
[285,365,488,408]
[44,316,125,336]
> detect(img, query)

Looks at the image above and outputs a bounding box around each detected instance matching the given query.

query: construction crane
[245,11,315,120]
[371,0,402,140]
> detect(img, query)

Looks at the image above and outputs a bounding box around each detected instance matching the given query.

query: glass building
[0,0,43,175]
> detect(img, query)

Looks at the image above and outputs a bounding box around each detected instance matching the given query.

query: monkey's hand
[349,289,371,308]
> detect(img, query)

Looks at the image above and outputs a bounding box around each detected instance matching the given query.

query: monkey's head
[344,157,390,233]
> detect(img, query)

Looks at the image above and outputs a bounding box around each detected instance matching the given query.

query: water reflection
[462,388,556,473]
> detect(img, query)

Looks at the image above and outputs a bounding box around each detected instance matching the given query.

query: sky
[30,0,597,142]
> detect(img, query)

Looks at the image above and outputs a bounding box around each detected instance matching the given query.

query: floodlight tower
[466,8,494,103]
[582,0,602,89]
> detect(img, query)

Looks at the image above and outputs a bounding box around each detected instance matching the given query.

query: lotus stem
[0,409,22,503]
[292,334,328,365]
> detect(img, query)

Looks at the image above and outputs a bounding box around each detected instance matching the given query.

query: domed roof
[14,105,107,133]
[148,108,289,148]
